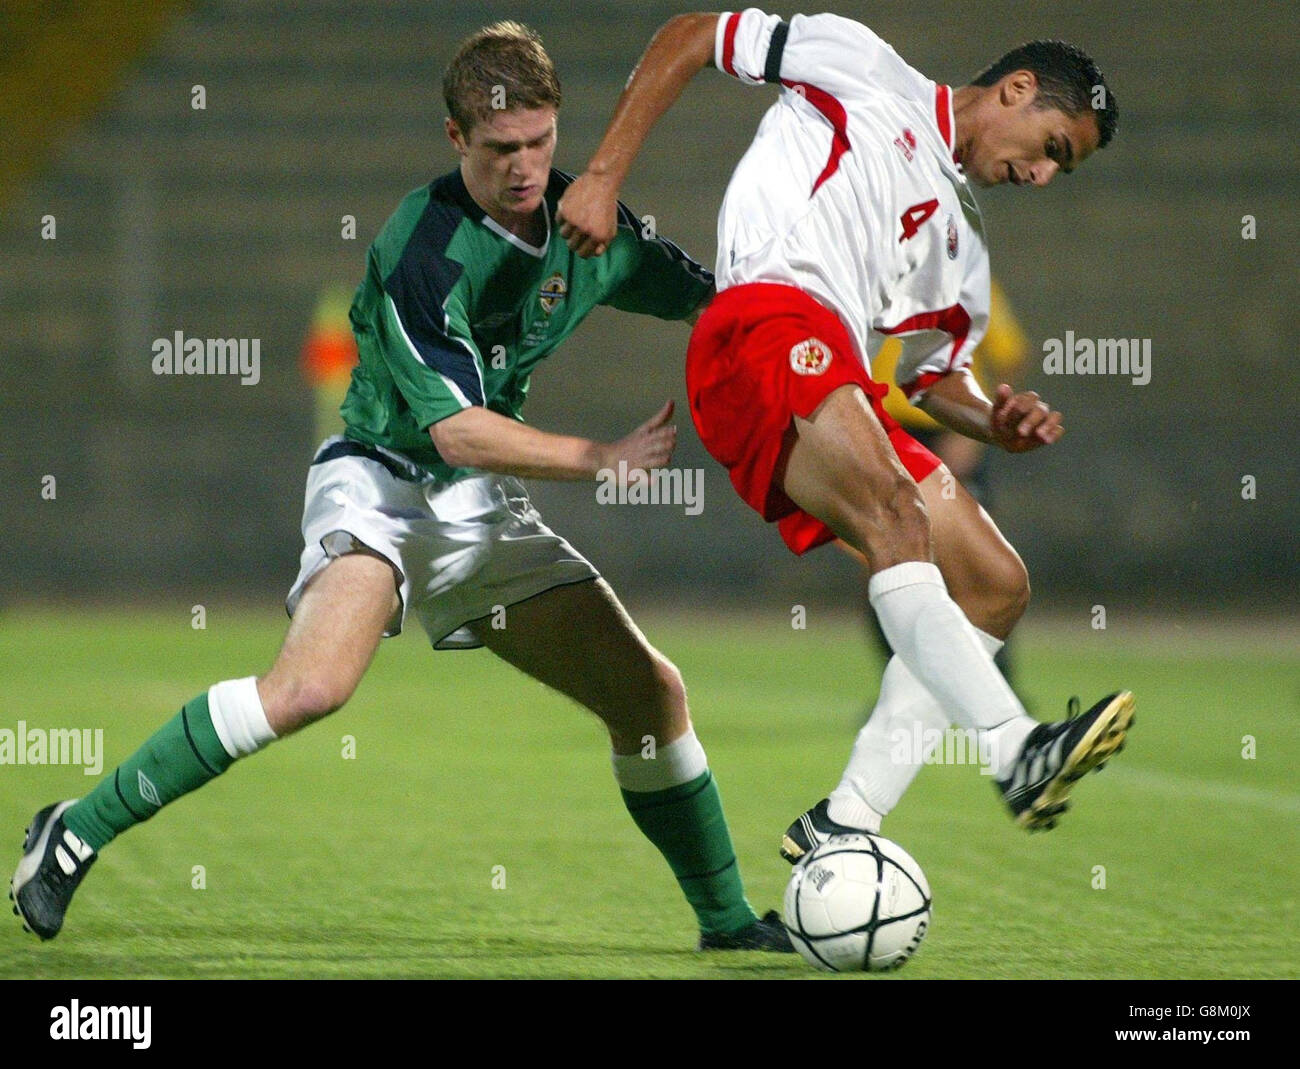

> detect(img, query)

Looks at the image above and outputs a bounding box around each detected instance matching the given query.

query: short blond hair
[442,21,562,134]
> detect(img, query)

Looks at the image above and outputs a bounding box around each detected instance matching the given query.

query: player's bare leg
[778,386,934,573]
[776,386,1131,854]
[821,469,1028,838]
[924,470,1029,642]
[825,469,1130,834]
[11,550,399,939]
[464,576,687,755]
[463,577,790,950]
[257,549,400,735]
[777,383,1032,747]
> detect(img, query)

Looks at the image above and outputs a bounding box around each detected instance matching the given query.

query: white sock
[610,729,708,792]
[825,792,885,833]
[208,677,277,759]
[868,562,1035,776]
[831,628,1007,820]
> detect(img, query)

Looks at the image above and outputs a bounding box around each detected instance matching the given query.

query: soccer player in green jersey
[11,22,790,954]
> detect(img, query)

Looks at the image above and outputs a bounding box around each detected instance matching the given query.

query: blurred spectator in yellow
[300,284,359,444]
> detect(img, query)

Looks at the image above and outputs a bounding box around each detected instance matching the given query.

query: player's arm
[377,258,679,480]
[598,194,716,322]
[556,13,719,257]
[429,401,677,481]
[919,371,1063,453]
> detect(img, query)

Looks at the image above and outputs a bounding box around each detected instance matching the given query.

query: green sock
[621,770,758,935]
[63,693,233,851]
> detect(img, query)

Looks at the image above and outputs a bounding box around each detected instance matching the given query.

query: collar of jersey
[480,207,550,257]
[935,83,957,163]
[442,167,551,258]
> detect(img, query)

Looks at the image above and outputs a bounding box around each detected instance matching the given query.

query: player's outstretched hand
[990,383,1064,452]
[557,172,619,258]
[601,399,677,480]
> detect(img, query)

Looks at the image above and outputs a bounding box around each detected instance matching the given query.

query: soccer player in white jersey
[556,9,1133,855]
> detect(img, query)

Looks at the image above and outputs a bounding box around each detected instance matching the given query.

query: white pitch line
[1108,765,1300,816]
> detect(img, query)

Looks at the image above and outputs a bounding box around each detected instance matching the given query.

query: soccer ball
[783,833,932,972]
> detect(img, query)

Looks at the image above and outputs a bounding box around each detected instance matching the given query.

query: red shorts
[686,282,941,555]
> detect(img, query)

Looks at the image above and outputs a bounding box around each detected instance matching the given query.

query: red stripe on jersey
[900,371,946,399]
[721,12,742,77]
[935,84,955,159]
[880,304,973,394]
[782,80,851,195]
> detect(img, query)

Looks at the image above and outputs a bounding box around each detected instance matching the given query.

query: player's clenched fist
[599,399,677,478]
[556,171,619,257]
[990,383,1064,452]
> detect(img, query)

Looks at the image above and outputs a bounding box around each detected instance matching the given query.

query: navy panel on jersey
[381,190,485,407]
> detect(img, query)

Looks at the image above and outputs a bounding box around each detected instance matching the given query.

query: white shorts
[285,436,600,649]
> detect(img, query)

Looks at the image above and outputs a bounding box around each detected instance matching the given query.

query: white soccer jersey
[713,8,990,400]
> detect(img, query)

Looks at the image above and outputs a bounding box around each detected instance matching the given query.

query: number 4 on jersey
[899,199,939,242]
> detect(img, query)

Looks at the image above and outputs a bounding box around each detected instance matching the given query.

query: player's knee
[261,671,355,732]
[621,656,688,750]
[987,550,1031,632]
[1005,554,1031,621]
[600,652,686,743]
[651,656,687,716]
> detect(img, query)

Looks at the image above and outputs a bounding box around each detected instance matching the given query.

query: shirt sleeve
[601,200,715,320]
[375,251,487,429]
[890,311,985,403]
[714,9,925,101]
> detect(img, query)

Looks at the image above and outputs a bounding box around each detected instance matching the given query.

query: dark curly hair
[972,41,1118,148]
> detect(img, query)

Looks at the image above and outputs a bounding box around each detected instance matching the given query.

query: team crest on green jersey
[538,272,567,314]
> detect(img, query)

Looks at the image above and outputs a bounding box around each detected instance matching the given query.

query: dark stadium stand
[1,0,1295,607]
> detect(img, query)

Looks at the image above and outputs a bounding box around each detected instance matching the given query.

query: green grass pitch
[1,605,1296,979]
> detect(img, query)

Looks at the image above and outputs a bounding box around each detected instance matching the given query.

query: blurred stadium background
[2,0,1297,983]
[1,0,1296,616]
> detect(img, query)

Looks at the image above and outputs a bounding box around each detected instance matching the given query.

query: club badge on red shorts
[790,337,832,376]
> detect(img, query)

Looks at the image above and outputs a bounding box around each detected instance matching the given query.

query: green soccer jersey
[340,167,713,479]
